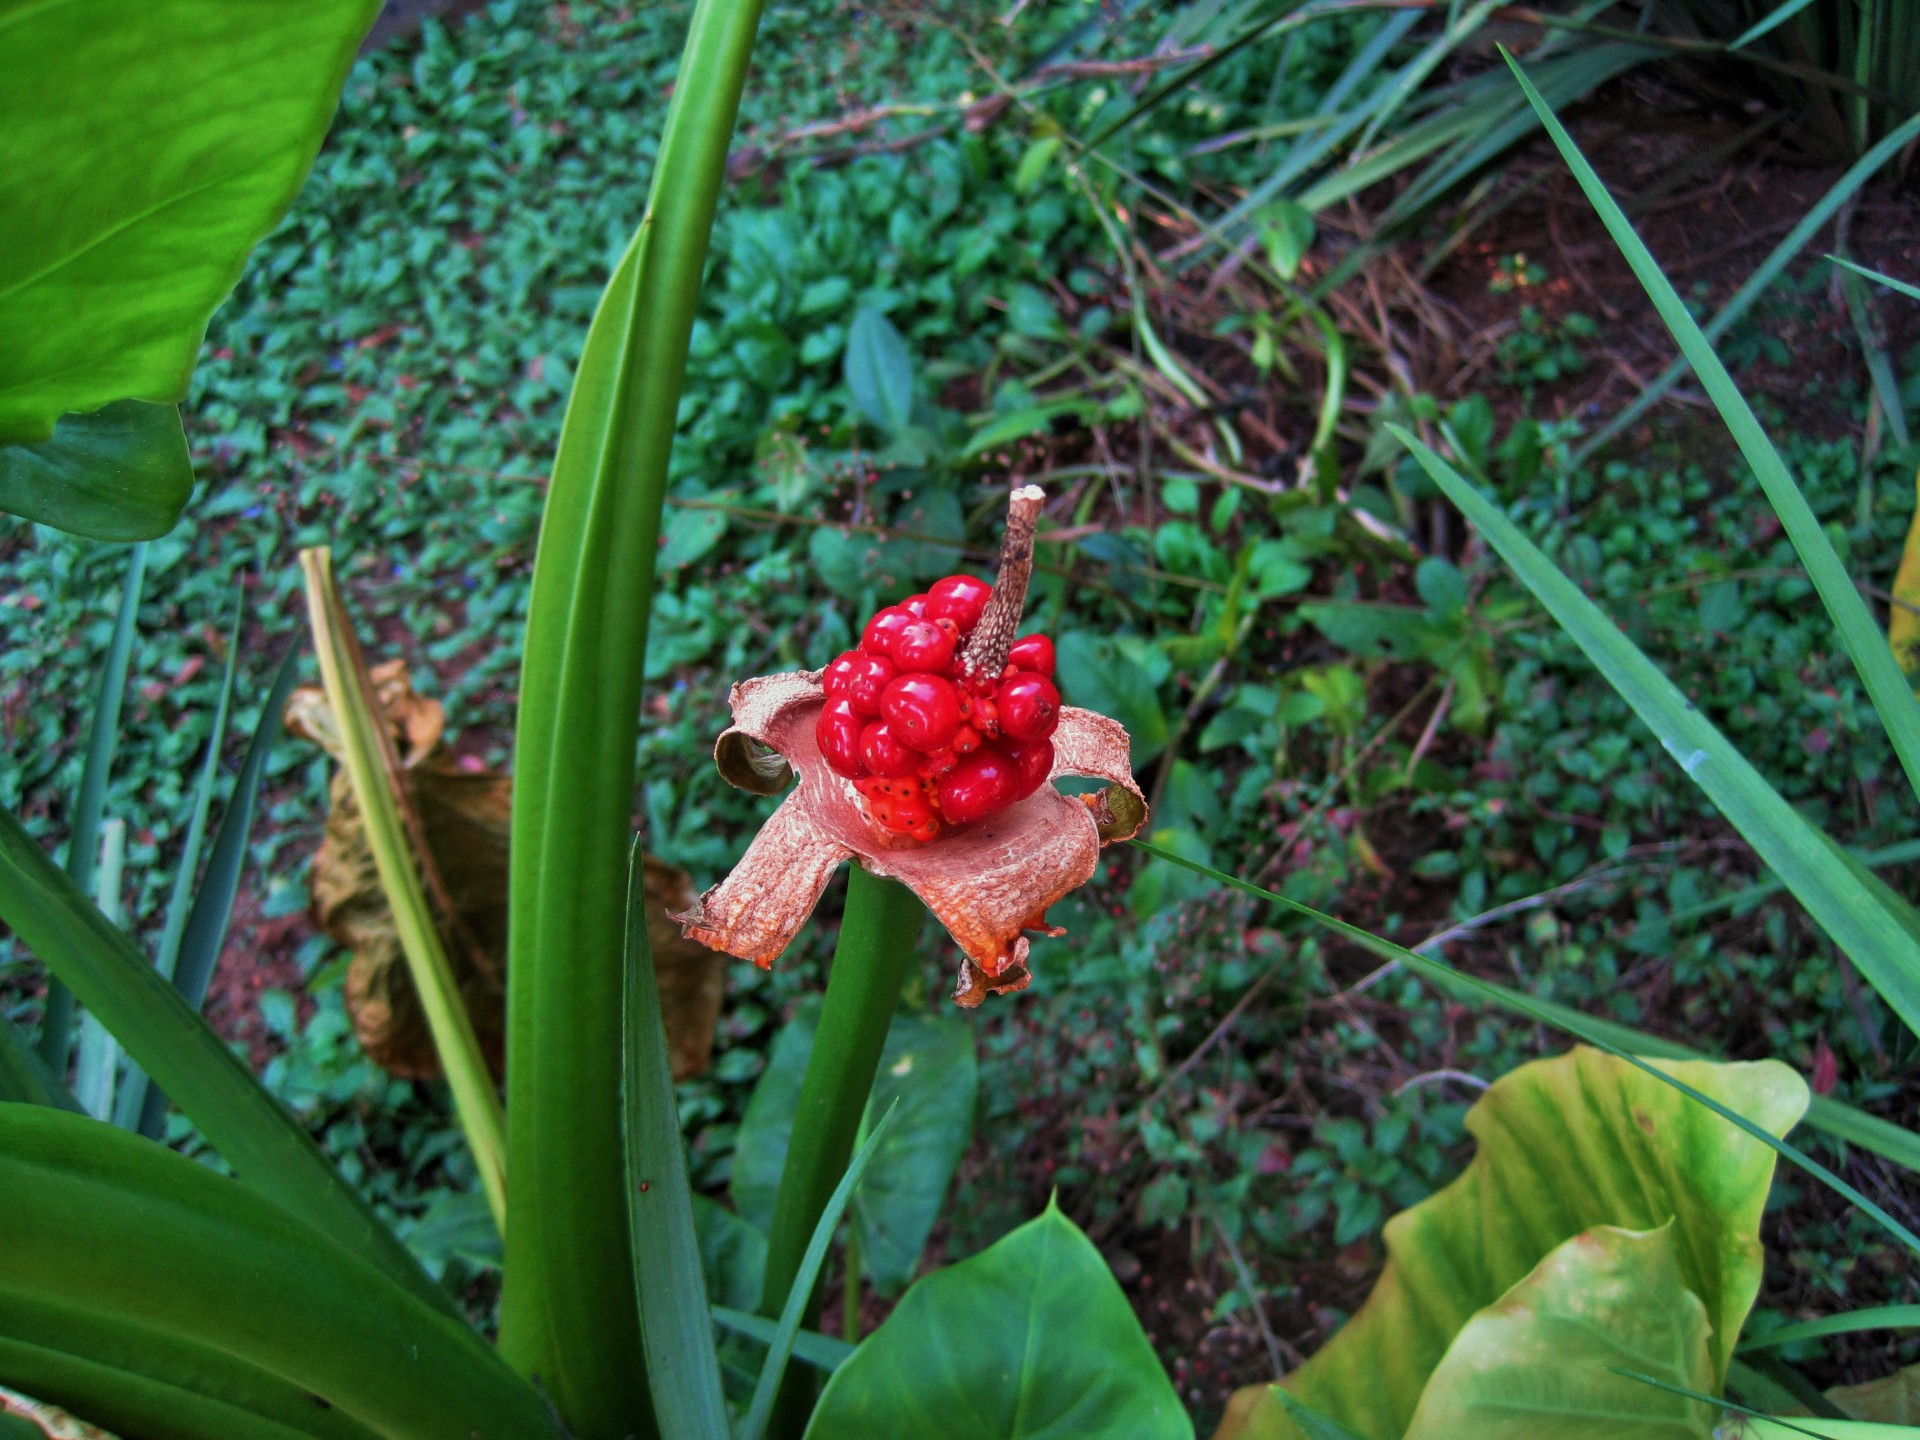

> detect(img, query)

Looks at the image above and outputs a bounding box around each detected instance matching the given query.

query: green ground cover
[3,0,1915,1418]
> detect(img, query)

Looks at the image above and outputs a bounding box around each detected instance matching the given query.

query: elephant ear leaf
[0,0,380,536]
[804,1200,1191,1440]
[1215,1048,1808,1440]
[1404,1223,1718,1440]
[0,403,190,542]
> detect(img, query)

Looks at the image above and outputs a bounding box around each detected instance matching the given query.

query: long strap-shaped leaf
[0,808,457,1318]
[623,845,727,1440]
[0,1104,558,1439]
[0,1336,337,1440]
[500,0,768,1426]
[112,603,243,1134]
[0,1295,379,1440]
[40,542,146,1077]
[300,550,506,1224]
[1396,425,1920,1041]
[1503,50,1920,808]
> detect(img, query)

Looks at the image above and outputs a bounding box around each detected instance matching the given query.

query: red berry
[936,748,1018,824]
[972,695,999,737]
[890,619,957,673]
[861,606,917,656]
[901,593,930,618]
[816,699,867,778]
[998,673,1060,741]
[880,674,962,752]
[950,722,982,755]
[859,721,919,777]
[842,653,896,715]
[823,651,862,699]
[916,747,959,779]
[1008,634,1056,679]
[927,575,992,632]
[1004,737,1054,798]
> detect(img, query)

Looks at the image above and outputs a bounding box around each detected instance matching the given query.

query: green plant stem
[759,865,921,1439]
[498,0,767,1429]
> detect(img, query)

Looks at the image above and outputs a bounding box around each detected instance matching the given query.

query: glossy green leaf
[844,307,914,434]
[0,403,192,542]
[622,846,726,1440]
[692,1197,768,1312]
[733,1003,975,1295]
[1502,52,1920,809]
[1396,427,1920,1043]
[500,0,770,1424]
[0,808,454,1318]
[1404,1224,1717,1439]
[1217,1048,1806,1440]
[0,1104,558,1438]
[804,1200,1191,1440]
[0,0,378,443]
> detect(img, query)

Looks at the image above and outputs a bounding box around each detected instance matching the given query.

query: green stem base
[759,864,922,1438]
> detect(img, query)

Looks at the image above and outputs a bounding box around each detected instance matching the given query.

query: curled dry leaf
[0,1387,119,1440]
[287,659,725,1080]
[675,668,1146,1006]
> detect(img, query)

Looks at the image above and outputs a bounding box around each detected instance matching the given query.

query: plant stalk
[759,864,922,1438]
[498,0,767,1429]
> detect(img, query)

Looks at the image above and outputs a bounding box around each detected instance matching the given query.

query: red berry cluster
[817,574,1061,841]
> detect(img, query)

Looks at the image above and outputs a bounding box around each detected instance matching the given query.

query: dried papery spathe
[676,665,1146,1007]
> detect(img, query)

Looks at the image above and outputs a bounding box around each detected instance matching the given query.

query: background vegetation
[3,0,1917,1428]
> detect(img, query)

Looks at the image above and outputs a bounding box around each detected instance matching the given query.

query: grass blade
[1503,51,1920,809]
[0,804,458,1318]
[135,642,301,1139]
[1739,1304,1920,1353]
[1830,254,1920,304]
[301,549,505,1226]
[1396,425,1920,1041]
[113,606,242,1132]
[737,1101,900,1440]
[500,0,769,1421]
[1733,0,1824,51]
[708,1307,854,1373]
[39,540,146,1075]
[623,844,728,1440]
[1575,115,1920,464]
[1840,262,1910,450]
[1130,837,1920,1259]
